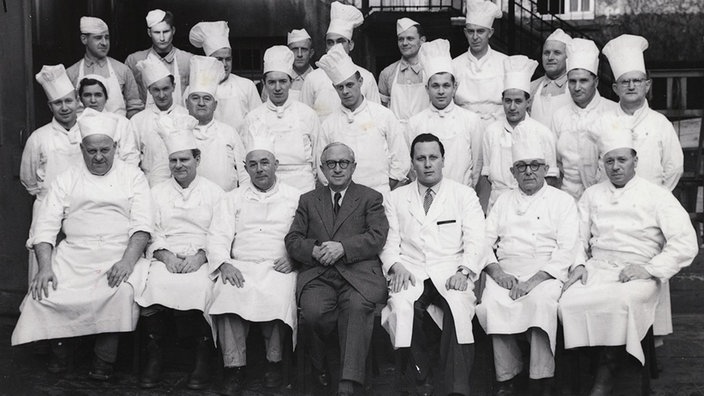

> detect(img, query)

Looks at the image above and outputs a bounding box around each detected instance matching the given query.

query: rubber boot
[187,335,213,389]
[139,315,164,389]
[48,338,71,374]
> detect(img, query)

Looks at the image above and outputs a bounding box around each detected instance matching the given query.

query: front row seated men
[135,114,224,389]
[12,110,153,379]
[381,133,486,396]
[477,126,579,396]
[559,126,697,396]
[207,139,300,394]
[285,142,389,396]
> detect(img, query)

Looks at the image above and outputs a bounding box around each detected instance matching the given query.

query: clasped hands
[312,241,345,266]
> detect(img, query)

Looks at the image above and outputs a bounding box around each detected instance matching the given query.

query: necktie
[334,192,341,216]
[423,188,433,214]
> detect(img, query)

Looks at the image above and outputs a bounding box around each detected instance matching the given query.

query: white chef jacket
[300,66,382,122]
[130,103,190,187]
[11,159,153,345]
[318,99,410,196]
[481,115,558,208]
[241,98,320,192]
[559,176,697,363]
[452,46,508,122]
[76,109,141,167]
[380,179,486,348]
[261,65,314,103]
[136,176,224,312]
[193,119,249,192]
[550,93,619,200]
[407,102,482,186]
[608,102,684,191]
[478,185,579,352]
[206,181,300,341]
[529,74,573,127]
[125,47,193,106]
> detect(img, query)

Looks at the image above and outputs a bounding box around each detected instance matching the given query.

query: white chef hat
[145,9,166,28]
[596,115,635,156]
[503,55,538,93]
[246,133,276,155]
[419,39,453,84]
[567,38,600,75]
[80,16,109,35]
[136,57,172,88]
[602,34,649,81]
[79,73,109,89]
[189,21,231,57]
[156,113,199,154]
[316,43,357,85]
[511,123,545,163]
[397,18,420,36]
[189,55,225,96]
[35,64,75,101]
[263,45,295,77]
[326,1,364,41]
[465,0,502,29]
[545,28,572,46]
[78,108,117,140]
[287,28,312,45]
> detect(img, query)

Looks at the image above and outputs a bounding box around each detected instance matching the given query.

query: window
[538,0,594,20]
[649,69,704,119]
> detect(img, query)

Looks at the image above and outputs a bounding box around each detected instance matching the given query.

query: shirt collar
[399,59,423,75]
[466,45,493,65]
[150,102,178,115]
[542,73,568,89]
[150,47,176,63]
[83,53,107,68]
[417,180,441,196]
[266,97,293,117]
[341,98,368,123]
[330,186,348,204]
[51,118,81,143]
[430,102,456,118]
[194,119,216,139]
[293,66,314,81]
[245,180,281,201]
[503,114,530,133]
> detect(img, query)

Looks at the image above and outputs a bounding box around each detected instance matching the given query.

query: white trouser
[492,327,554,381]
[216,314,284,367]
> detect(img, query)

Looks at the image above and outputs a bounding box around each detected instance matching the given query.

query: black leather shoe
[48,340,71,374]
[263,361,282,388]
[88,355,114,381]
[139,335,163,388]
[187,336,213,390]
[313,369,330,387]
[219,366,246,396]
[495,379,516,396]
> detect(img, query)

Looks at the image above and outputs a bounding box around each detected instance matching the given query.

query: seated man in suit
[380,133,486,396]
[285,142,389,396]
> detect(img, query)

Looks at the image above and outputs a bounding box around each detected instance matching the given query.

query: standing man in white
[529,29,573,127]
[262,29,316,103]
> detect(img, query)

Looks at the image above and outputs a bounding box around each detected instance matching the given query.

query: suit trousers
[299,266,376,385]
[407,279,475,396]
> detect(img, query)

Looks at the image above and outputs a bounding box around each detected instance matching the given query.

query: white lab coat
[452,47,508,122]
[193,119,249,192]
[550,93,619,200]
[559,176,697,364]
[241,98,320,192]
[380,179,486,348]
[529,75,573,128]
[130,103,190,187]
[136,176,224,311]
[481,116,558,208]
[407,103,482,186]
[206,182,300,342]
[11,160,153,345]
[300,66,382,122]
[477,185,579,353]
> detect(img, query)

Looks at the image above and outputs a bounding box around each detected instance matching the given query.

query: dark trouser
[407,279,474,396]
[299,267,376,385]
[140,306,211,340]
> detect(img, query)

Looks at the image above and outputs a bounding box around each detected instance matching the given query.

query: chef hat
[78,108,117,140]
[396,18,420,36]
[287,28,312,45]
[136,57,172,88]
[156,113,199,154]
[545,28,572,46]
[596,116,635,156]
[326,1,364,41]
[246,133,276,155]
[567,38,599,75]
[189,21,231,57]
[189,56,225,96]
[80,16,109,35]
[602,34,649,81]
[465,0,502,29]
[35,65,75,102]
[316,43,357,85]
[511,123,545,163]
[80,73,109,89]
[503,55,538,93]
[263,45,295,77]
[419,39,453,84]
[146,9,166,28]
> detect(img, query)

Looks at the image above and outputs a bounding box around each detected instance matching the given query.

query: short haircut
[191,148,201,159]
[410,133,445,158]
[321,142,356,163]
[502,90,530,100]
[263,71,293,82]
[78,78,109,100]
[162,11,175,28]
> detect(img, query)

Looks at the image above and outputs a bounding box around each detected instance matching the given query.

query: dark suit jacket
[285,182,389,304]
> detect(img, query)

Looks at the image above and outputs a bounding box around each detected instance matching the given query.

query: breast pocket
[436,221,462,250]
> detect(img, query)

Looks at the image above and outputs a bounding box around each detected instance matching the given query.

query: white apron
[77,59,126,117]
[530,83,572,127]
[288,89,302,102]
[389,63,429,124]
[270,118,316,192]
[194,124,240,192]
[144,51,182,108]
[488,130,515,209]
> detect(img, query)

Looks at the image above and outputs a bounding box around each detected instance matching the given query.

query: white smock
[380,180,486,348]
[206,182,301,344]
[300,66,382,123]
[388,62,429,124]
[477,185,579,353]
[529,75,572,128]
[452,47,507,124]
[241,98,320,192]
[137,176,224,311]
[193,119,249,192]
[11,160,153,345]
[407,103,482,186]
[558,176,697,363]
[77,58,127,116]
[318,99,410,197]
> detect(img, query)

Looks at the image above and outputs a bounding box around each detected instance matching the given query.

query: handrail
[357,0,463,14]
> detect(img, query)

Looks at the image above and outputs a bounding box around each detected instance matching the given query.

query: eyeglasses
[514,161,545,173]
[617,78,647,88]
[324,160,352,169]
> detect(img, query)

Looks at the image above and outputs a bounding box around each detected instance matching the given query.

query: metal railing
[354,0,463,14]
